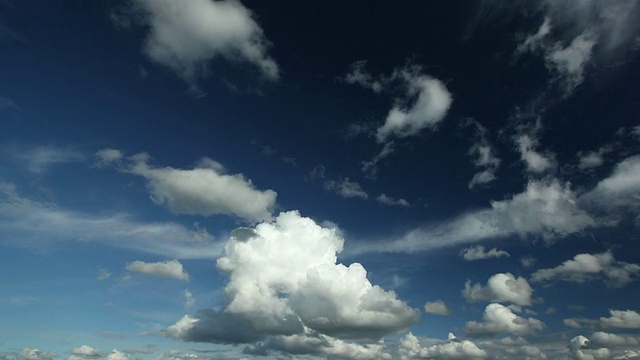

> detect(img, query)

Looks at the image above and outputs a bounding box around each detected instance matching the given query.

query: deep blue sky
[1,1,640,359]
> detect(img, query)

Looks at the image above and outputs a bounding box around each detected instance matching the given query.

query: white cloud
[117,151,277,222]
[601,310,640,329]
[165,211,420,343]
[466,120,501,189]
[324,178,368,200]
[126,260,189,281]
[18,348,56,360]
[0,183,220,259]
[463,273,534,306]
[515,133,556,175]
[545,32,596,94]
[531,251,640,288]
[461,245,510,261]
[351,179,594,254]
[96,269,111,281]
[362,142,395,179]
[5,145,85,174]
[377,194,410,207]
[71,345,102,358]
[591,332,640,347]
[424,301,450,316]
[93,148,124,168]
[581,155,640,211]
[343,60,384,93]
[578,150,607,170]
[568,335,612,360]
[115,0,278,89]
[465,303,545,337]
[106,349,129,360]
[399,332,487,359]
[376,68,452,143]
[184,289,195,309]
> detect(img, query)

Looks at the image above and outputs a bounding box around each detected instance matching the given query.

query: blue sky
[1,1,640,359]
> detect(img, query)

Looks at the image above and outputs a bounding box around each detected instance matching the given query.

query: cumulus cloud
[590,331,640,347]
[531,251,640,288]
[324,178,368,200]
[0,183,219,259]
[398,332,487,359]
[465,303,545,337]
[376,194,410,207]
[461,245,510,261]
[376,68,452,143]
[600,310,640,329]
[165,211,420,344]
[465,120,501,189]
[71,345,102,358]
[114,0,278,89]
[568,335,612,360]
[351,179,594,254]
[106,349,129,360]
[463,273,534,306]
[17,348,56,360]
[126,260,189,281]
[184,289,195,309]
[100,150,277,222]
[424,301,450,316]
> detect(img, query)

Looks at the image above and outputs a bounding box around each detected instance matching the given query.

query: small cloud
[93,148,124,168]
[465,303,545,337]
[184,289,195,309]
[324,178,368,200]
[96,269,111,281]
[424,300,450,316]
[126,260,189,281]
[463,273,533,306]
[376,194,409,207]
[71,345,102,358]
[461,245,509,261]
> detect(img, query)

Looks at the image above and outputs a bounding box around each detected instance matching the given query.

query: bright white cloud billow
[531,251,640,288]
[122,152,277,222]
[71,345,102,358]
[164,211,420,344]
[126,260,189,281]
[115,0,278,88]
[465,303,545,337]
[461,245,510,261]
[463,273,534,306]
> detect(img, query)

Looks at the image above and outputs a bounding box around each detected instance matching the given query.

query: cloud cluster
[399,332,487,359]
[531,251,640,288]
[465,303,545,337]
[96,149,277,222]
[461,245,510,261]
[113,0,278,89]
[165,211,420,348]
[126,260,190,281]
[463,273,534,306]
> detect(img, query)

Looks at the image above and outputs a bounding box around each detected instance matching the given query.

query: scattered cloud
[424,300,451,316]
[376,194,409,207]
[399,332,486,359]
[461,245,510,261]
[71,345,102,358]
[545,31,597,95]
[113,0,278,90]
[5,145,85,174]
[342,60,384,93]
[126,260,189,281]
[98,149,277,222]
[324,178,368,200]
[184,289,195,309]
[164,211,420,344]
[362,142,395,179]
[463,273,534,306]
[106,349,129,360]
[514,123,556,175]
[465,120,501,189]
[93,148,124,168]
[465,303,545,337]
[601,310,640,329]
[97,269,111,281]
[531,251,640,288]
[0,182,220,259]
[580,155,640,213]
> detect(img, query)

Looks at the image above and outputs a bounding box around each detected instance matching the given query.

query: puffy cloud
[71,345,102,358]
[376,194,410,207]
[324,178,368,200]
[165,211,420,343]
[126,260,189,281]
[119,151,277,222]
[463,273,534,306]
[114,0,278,89]
[424,301,450,316]
[0,183,220,259]
[461,245,510,261]
[18,348,56,360]
[531,251,640,288]
[600,310,640,329]
[515,133,556,175]
[465,303,545,337]
[351,179,594,254]
[567,335,612,360]
[106,350,129,360]
[478,337,548,360]
[466,120,501,189]
[376,68,452,143]
[590,332,640,347]
[398,332,487,359]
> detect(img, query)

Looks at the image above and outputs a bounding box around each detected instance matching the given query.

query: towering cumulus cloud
[165,211,420,345]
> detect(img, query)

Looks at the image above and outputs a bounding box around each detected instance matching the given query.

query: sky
[1,0,640,359]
